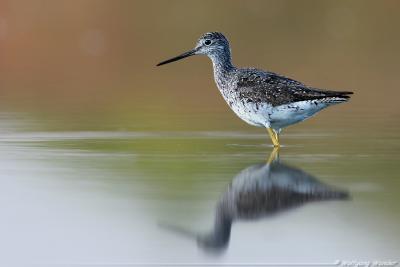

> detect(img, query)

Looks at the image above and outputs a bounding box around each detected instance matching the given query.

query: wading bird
[157,32,353,146]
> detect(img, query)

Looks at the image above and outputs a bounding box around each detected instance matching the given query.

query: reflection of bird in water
[161,148,349,253]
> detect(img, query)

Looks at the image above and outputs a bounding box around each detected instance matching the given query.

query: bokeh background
[1,0,399,132]
[0,1,400,265]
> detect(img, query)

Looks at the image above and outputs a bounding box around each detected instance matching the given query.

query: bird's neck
[209,50,235,89]
[204,208,232,247]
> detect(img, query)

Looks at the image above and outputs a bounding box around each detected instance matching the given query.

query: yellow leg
[267,146,280,164]
[267,127,280,147]
[274,130,279,145]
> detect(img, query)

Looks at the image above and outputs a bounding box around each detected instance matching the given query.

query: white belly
[227,99,336,131]
[229,100,273,127]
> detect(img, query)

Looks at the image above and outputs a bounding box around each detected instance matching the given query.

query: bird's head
[157,32,230,66]
[195,32,230,56]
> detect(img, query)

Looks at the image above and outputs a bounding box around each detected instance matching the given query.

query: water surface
[1,1,400,265]
[0,113,399,266]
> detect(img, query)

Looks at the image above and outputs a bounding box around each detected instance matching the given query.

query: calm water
[1,1,400,266]
[0,112,399,266]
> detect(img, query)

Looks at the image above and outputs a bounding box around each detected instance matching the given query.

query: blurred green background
[1,0,399,132]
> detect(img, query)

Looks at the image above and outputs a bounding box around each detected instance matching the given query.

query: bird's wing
[235,69,353,107]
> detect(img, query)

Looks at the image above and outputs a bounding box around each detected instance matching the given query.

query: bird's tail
[322,96,351,104]
[314,187,350,201]
[324,90,353,103]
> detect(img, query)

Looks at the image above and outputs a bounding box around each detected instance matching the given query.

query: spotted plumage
[235,70,352,107]
[157,32,353,146]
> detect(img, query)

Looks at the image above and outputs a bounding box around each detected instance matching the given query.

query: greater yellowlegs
[161,149,349,252]
[157,32,353,147]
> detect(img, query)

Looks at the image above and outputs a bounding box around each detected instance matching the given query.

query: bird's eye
[204,39,212,46]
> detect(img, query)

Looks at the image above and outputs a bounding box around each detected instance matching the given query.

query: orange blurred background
[0,0,399,131]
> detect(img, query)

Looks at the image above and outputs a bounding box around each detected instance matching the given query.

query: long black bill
[156,49,196,66]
